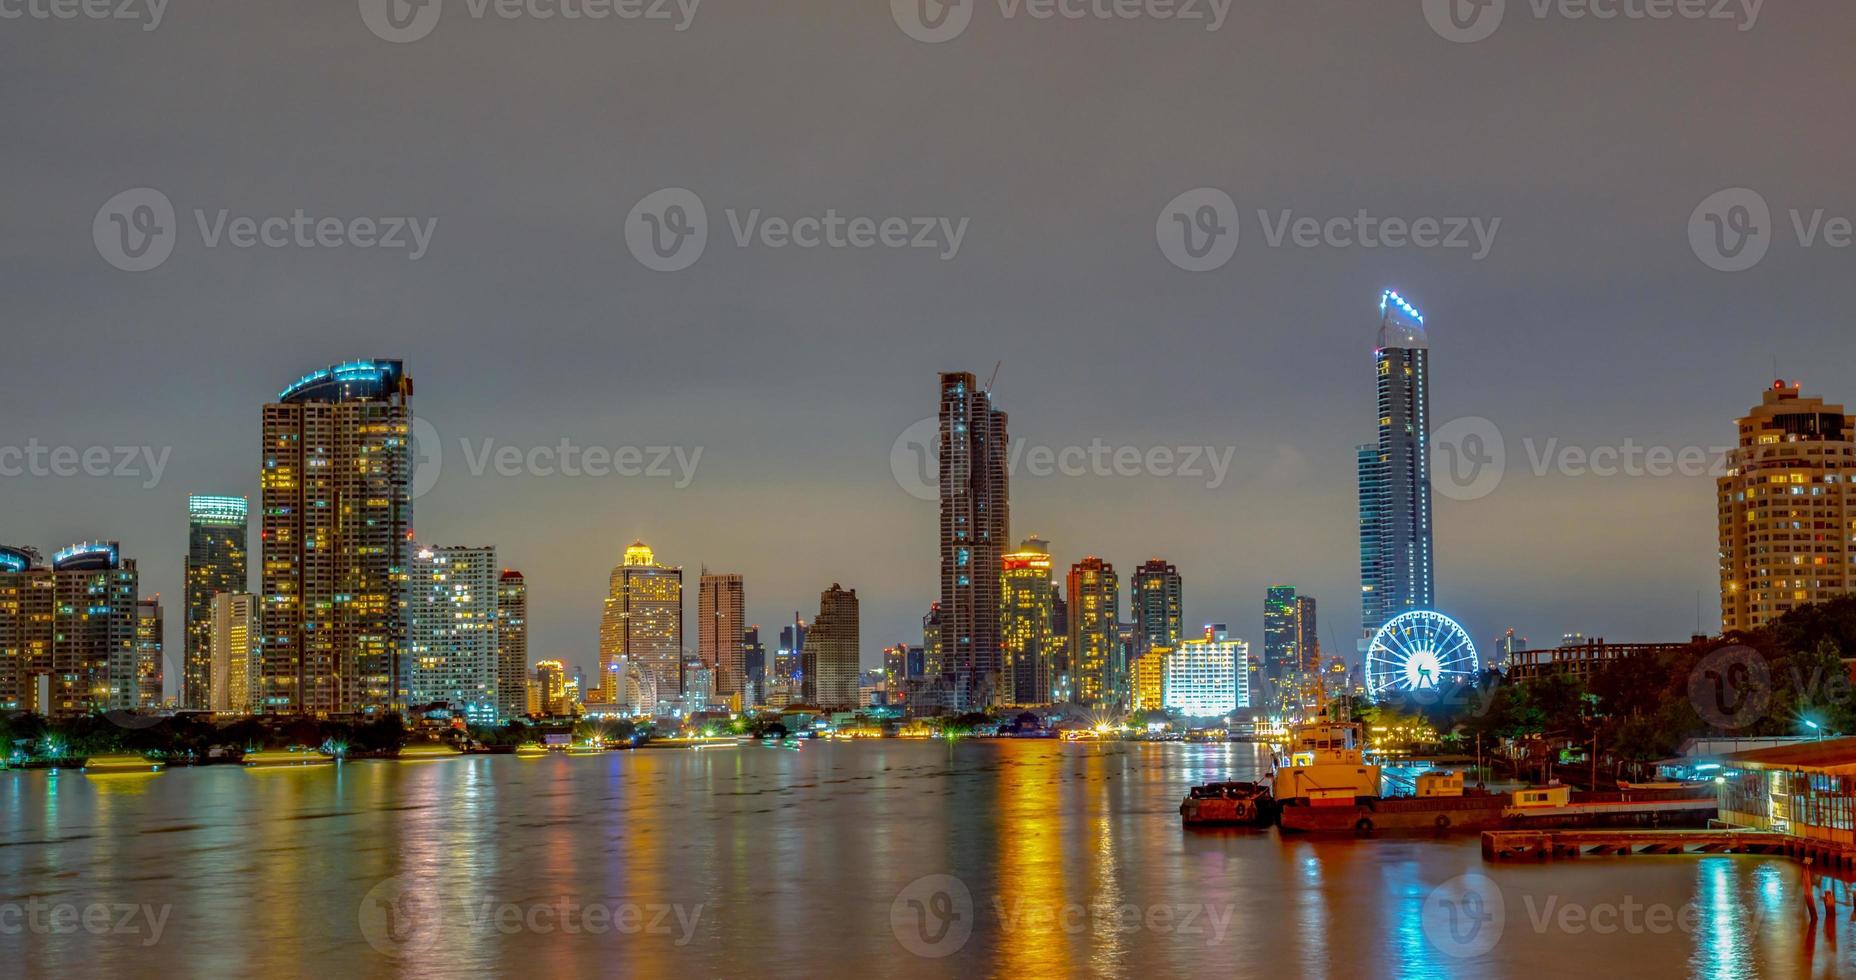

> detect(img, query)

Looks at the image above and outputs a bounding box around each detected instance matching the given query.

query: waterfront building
[209,593,259,713]
[1001,536,1058,705]
[1131,559,1183,659]
[0,543,141,717]
[183,495,248,709]
[260,360,414,717]
[939,371,1010,711]
[1359,291,1436,641]
[1263,585,1299,705]
[743,626,765,706]
[496,571,528,720]
[599,541,682,705]
[921,602,942,677]
[0,546,46,711]
[698,571,746,699]
[135,597,163,709]
[1295,596,1320,674]
[1130,647,1168,714]
[1719,381,1856,633]
[1169,624,1249,717]
[534,659,568,716]
[407,545,500,724]
[1065,556,1120,707]
[1715,738,1856,846]
[803,584,860,709]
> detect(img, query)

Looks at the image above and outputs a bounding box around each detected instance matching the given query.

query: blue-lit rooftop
[188,495,250,525]
[52,540,122,571]
[1377,289,1429,350]
[278,360,408,403]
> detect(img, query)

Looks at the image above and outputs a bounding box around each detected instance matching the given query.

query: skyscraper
[1131,559,1183,657]
[1263,586,1298,696]
[184,495,248,709]
[497,571,528,720]
[921,602,942,677]
[743,625,765,705]
[135,596,163,709]
[777,615,805,685]
[804,583,859,709]
[1294,595,1320,674]
[0,543,140,718]
[209,592,259,713]
[407,545,499,724]
[534,659,568,716]
[261,360,414,717]
[1719,381,1856,632]
[599,541,682,704]
[698,571,746,700]
[1001,536,1058,705]
[939,371,1010,710]
[1359,290,1436,640]
[1066,556,1120,707]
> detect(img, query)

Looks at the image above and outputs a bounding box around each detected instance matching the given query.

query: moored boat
[82,753,166,775]
[1180,781,1275,827]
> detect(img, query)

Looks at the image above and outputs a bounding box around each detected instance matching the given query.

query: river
[0,740,1843,978]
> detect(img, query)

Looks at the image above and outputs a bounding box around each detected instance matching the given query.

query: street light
[1806,719,1824,741]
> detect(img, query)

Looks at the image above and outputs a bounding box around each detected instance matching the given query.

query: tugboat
[1270,683,1382,816]
[1180,781,1276,827]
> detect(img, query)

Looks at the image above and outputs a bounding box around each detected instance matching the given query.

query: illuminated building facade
[135,597,163,709]
[921,602,941,677]
[406,545,499,723]
[496,571,528,720]
[209,593,259,713]
[803,583,859,709]
[1295,595,1320,674]
[777,614,806,686]
[939,371,1010,710]
[534,659,568,716]
[0,546,47,711]
[0,543,142,717]
[698,571,746,700]
[599,541,682,705]
[1360,290,1436,641]
[1130,646,1168,713]
[743,626,765,706]
[261,360,414,717]
[1263,585,1299,705]
[183,494,247,709]
[1131,559,1183,658]
[1066,556,1120,707]
[1719,382,1856,633]
[1000,536,1057,705]
[1168,624,1248,717]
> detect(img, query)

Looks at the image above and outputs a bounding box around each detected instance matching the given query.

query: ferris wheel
[1366,610,1479,698]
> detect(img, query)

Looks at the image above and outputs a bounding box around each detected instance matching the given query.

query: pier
[1482,829,1793,862]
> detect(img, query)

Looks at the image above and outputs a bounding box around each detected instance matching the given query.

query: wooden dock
[1482,829,1789,862]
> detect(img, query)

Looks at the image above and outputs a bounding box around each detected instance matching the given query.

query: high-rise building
[1169,624,1249,717]
[1492,628,1527,671]
[135,597,163,709]
[1130,647,1168,714]
[599,541,682,705]
[1359,290,1436,640]
[1719,381,1856,633]
[1263,585,1299,702]
[1001,536,1058,705]
[803,584,859,709]
[261,360,414,717]
[939,371,1010,710]
[1066,556,1120,707]
[407,545,499,724]
[777,614,806,685]
[183,495,248,709]
[743,626,765,705]
[1131,559,1183,658]
[698,571,746,699]
[0,543,140,717]
[209,593,259,713]
[921,602,942,677]
[1295,596,1320,674]
[497,571,528,720]
[534,659,568,716]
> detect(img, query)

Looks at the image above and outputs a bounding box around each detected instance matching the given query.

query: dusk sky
[4,1,1853,689]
